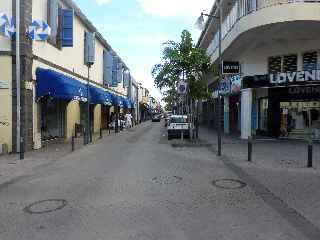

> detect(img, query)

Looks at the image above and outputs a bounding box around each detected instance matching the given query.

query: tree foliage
[152,30,216,104]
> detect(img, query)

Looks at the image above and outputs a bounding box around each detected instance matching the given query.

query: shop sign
[243,70,320,88]
[230,75,241,94]
[222,61,240,75]
[0,80,9,89]
[270,70,320,85]
[288,86,320,95]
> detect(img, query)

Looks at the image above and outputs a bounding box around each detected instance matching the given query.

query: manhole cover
[152,176,182,184]
[212,179,246,189]
[23,199,68,214]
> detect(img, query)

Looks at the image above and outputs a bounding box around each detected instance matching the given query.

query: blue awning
[113,95,124,108]
[36,68,87,102]
[89,85,113,106]
[130,100,136,109]
[123,98,130,109]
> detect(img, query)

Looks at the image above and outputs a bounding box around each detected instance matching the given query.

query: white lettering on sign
[270,70,320,84]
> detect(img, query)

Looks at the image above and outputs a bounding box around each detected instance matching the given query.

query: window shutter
[84,32,95,65]
[103,50,113,86]
[61,9,74,47]
[117,62,123,83]
[111,56,118,87]
[303,52,317,71]
[48,0,59,41]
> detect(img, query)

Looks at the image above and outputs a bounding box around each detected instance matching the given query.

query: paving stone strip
[218,152,320,240]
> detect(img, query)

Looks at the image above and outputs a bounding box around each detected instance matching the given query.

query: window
[268,54,298,73]
[303,51,318,71]
[268,56,282,73]
[283,54,297,72]
[47,0,74,48]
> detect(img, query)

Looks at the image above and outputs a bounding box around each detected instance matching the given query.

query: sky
[74,0,213,102]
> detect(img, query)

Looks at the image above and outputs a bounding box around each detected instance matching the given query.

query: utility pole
[196,3,223,156]
[217,0,222,156]
[16,0,23,159]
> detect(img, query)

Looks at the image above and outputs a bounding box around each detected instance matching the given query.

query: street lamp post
[196,2,223,156]
[16,0,23,159]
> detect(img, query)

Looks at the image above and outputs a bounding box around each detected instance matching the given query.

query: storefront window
[259,98,268,131]
[303,51,317,71]
[280,101,320,139]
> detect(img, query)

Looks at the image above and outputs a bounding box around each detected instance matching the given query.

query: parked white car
[167,115,190,140]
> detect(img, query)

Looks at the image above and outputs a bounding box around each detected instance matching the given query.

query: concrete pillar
[224,96,229,134]
[66,100,80,139]
[93,104,101,134]
[241,88,252,139]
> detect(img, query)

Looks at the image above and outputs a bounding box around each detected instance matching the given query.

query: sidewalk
[199,126,320,171]
[199,125,320,232]
[0,123,146,187]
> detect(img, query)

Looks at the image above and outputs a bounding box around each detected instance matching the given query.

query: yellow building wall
[93,104,101,133]
[0,56,12,152]
[66,100,80,139]
[0,0,12,51]
[32,0,104,85]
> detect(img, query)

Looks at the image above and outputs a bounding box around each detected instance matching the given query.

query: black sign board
[243,70,320,89]
[222,61,240,75]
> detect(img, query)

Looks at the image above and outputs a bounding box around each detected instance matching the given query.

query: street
[0,121,318,240]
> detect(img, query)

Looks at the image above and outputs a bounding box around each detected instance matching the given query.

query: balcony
[206,0,320,60]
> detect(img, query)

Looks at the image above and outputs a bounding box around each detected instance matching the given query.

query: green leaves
[152,29,216,104]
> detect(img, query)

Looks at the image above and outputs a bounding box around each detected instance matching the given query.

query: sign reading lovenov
[222,61,240,75]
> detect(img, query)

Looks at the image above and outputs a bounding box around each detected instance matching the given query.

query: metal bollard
[248,136,252,162]
[83,129,87,145]
[71,135,75,151]
[20,138,24,160]
[181,130,184,141]
[100,128,103,139]
[89,130,92,143]
[308,140,313,168]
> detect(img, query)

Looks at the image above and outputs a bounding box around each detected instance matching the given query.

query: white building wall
[237,39,320,76]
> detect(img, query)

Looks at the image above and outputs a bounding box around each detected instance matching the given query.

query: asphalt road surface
[0,121,312,240]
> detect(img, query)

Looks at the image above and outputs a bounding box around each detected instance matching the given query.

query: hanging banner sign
[0,13,15,38]
[27,20,51,41]
[222,61,240,75]
[177,81,187,94]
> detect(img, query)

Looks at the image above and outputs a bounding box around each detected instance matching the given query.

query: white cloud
[136,0,213,18]
[96,0,112,5]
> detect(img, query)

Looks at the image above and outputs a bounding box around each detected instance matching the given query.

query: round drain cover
[23,199,68,214]
[212,179,246,189]
[152,176,182,184]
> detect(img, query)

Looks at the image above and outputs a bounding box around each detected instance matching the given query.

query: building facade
[198,0,320,139]
[0,0,137,154]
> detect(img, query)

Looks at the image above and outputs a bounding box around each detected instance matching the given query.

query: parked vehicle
[167,115,190,140]
[152,114,161,122]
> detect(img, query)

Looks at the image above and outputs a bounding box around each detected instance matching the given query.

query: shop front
[243,69,320,139]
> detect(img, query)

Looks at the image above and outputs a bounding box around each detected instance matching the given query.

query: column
[224,96,230,134]
[241,88,252,139]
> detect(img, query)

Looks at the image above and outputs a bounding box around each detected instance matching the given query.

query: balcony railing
[206,0,320,57]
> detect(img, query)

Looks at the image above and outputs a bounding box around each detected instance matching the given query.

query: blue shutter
[61,9,74,47]
[48,0,58,40]
[103,50,113,86]
[117,62,123,83]
[84,32,95,65]
[111,56,118,87]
